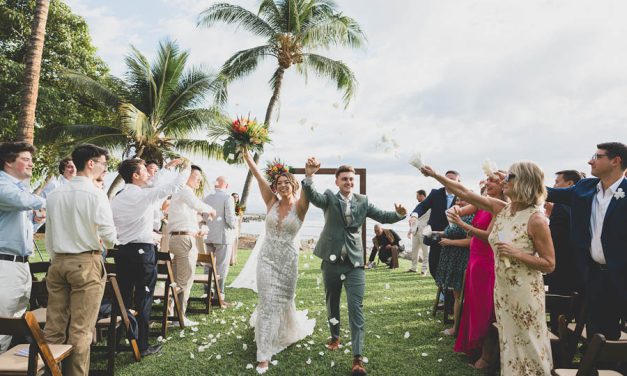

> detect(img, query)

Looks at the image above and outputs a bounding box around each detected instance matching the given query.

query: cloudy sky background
[65,0,627,212]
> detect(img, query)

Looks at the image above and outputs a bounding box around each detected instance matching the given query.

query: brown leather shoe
[325,337,341,351]
[352,356,367,375]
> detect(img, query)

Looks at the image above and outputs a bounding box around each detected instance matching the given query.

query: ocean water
[240,209,412,244]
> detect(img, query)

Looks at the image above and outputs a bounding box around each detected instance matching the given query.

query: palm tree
[17,0,50,144]
[198,0,366,206]
[45,40,225,197]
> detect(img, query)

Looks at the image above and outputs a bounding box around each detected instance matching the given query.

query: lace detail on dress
[252,201,315,362]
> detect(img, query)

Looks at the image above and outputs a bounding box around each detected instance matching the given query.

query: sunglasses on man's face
[504,173,516,183]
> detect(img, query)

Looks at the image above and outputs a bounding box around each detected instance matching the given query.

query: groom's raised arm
[366,201,405,224]
[302,177,328,209]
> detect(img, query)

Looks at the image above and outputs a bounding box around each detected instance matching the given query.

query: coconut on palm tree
[198,0,365,206]
[45,39,225,196]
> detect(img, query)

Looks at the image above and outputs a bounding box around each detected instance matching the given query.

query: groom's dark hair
[597,142,626,169]
[335,165,355,178]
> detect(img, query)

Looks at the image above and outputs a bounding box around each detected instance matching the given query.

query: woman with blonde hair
[421,161,555,376]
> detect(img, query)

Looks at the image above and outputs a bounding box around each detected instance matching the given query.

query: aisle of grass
[94,247,481,376]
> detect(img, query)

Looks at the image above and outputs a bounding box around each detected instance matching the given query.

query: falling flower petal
[138,249,145,255]
[329,254,337,261]
[329,317,339,325]
[404,331,410,339]
[421,353,428,357]
[340,274,346,281]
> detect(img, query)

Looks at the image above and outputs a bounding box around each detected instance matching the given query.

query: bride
[240,150,316,374]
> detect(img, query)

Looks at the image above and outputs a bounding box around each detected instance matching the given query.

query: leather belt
[170,231,194,236]
[0,254,29,263]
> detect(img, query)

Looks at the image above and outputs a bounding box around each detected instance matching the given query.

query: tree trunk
[17,0,50,144]
[239,68,285,206]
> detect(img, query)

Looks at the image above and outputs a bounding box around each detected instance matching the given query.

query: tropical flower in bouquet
[207,114,271,164]
[234,202,246,216]
[264,158,294,192]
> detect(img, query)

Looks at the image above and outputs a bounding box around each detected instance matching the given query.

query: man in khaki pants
[44,144,117,376]
[167,165,215,326]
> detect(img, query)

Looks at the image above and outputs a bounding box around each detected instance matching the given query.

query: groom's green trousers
[322,259,365,356]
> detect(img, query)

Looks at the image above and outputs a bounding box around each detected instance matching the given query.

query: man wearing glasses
[547,142,627,341]
[0,142,46,353]
[44,144,117,376]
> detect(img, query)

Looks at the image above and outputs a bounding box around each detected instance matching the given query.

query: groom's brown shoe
[326,337,341,351]
[351,356,367,375]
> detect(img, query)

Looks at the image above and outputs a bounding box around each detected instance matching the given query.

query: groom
[302,158,406,375]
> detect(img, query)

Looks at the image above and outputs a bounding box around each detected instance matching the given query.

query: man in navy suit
[547,142,627,340]
[411,170,459,279]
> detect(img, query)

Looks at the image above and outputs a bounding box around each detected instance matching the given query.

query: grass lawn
[32,240,483,375]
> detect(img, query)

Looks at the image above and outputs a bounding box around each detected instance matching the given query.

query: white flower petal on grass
[296,344,301,348]
[236,335,242,339]
[216,354,222,360]
[438,337,443,341]
[309,254,314,259]
[375,335,381,339]
[344,349,350,354]
[438,359,443,362]
[306,358,312,365]
[191,326,198,332]
[246,364,253,369]
[192,339,197,343]
[243,343,248,350]
[330,361,335,367]
[154,299,161,304]
[421,353,428,357]
[157,336,163,342]
[329,254,337,261]
[329,317,339,325]
[385,283,390,290]
[307,340,315,345]
[304,263,310,269]
[271,360,278,366]
[189,352,194,359]
[404,331,410,339]
[363,356,369,364]
[319,351,324,356]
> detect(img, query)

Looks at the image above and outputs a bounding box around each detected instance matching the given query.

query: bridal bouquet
[234,202,246,216]
[208,115,271,164]
[264,158,294,191]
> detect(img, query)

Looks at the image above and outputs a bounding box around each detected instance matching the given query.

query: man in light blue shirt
[0,142,45,353]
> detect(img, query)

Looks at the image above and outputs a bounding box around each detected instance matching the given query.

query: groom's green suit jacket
[302,179,405,267]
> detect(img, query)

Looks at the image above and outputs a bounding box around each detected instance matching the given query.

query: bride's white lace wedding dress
[249,201,315,362]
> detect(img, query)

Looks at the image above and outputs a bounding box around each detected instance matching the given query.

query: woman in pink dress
[449,176,504,368]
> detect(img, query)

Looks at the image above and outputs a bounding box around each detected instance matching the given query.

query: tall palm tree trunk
[239,68,285,207]
[17,0,50,144]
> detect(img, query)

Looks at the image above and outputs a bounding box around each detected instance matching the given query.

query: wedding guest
[411,171,460,279]
[230,192,242,265]
[45,144,117,376]
[0,142,45,353]
[167,165,216,325]
[547,142,627,340]
[421,163,555,375]
[367,225,403,269]
[448,174,504,368]
[407,189,430,274]
[202,176,236,305]
[111,158,188,356]
[40,157,76,198]
[544,170,584,297]
[435,197,473,336]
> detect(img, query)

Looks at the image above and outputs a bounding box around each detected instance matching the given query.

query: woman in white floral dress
[420,162,555,375]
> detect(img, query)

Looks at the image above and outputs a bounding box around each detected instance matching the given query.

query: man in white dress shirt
[111,158,189,356]
[202,176,236,305]
[45,144,117,376]
[407,189,431,274]
[167,165,216,325]
[39,157,76,198]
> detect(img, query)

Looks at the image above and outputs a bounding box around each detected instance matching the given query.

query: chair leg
[162,282,171,338]
[171,286,185,327]
[209,253,224,308]
[107,314,118,376]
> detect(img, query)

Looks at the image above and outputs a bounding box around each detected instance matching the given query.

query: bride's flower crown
[264,158,294,189]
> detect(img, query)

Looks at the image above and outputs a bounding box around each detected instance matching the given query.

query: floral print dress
[488,204,552,376]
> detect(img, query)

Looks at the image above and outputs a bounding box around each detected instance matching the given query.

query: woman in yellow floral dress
[420,162,555,375]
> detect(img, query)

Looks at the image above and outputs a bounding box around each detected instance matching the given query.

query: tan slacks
[44,252,105,376]
[168,234,198,314]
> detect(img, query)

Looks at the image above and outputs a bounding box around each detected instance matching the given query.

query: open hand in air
[305,157,321,177]
[394,203,407,216]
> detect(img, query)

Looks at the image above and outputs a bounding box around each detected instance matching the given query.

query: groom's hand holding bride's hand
[394,203,407,216]
[305,157,321,177]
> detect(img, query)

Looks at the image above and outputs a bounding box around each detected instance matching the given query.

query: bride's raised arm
[242,150,276,211]
[296,182,309,221]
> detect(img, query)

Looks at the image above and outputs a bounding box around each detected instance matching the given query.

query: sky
[64,0,627,213]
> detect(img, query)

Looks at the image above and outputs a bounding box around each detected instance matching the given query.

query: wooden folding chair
[545,293,580,367]
[91,275,141,376]
[187,252,223,313]
[431,286,454,325]
[552,333,627,376]
[152,252,185,336]
[0,312,72,376]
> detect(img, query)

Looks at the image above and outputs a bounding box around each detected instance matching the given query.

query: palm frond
[162,67,215,119]
[173,139,225,160]
[41,124,127,149]
[118,103,152,142]
[301,53,357,107]
[257,0,282,30]
[124,45,155,114]
[221,45,275,80]
[198,3,276,39]
[299,13,366,49]
[162,108,226,138]
[152,40,189,120]
[62,71,121,108]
